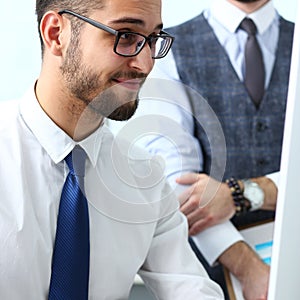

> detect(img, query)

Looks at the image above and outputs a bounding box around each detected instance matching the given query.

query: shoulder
[279,16,295,32]
[97,125,179,223]
[103,124,166,176]
[0,100,23,165]
[101,124,170,197]
[278,16,295,51]
[167,12,207,35]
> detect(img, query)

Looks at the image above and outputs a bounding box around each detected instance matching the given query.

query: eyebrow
[108,17,163,31]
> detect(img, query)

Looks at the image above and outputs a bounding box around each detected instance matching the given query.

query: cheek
[90,55,125,83]
[82,40,124,74]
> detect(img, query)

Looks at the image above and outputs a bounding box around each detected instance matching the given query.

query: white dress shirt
[205,0,278,88]
[119,0,280,265]
[0,86,224,299]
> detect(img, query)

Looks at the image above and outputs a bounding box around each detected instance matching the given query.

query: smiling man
[0,0,224,299]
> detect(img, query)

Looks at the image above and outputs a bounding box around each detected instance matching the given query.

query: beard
[60,37,144,121]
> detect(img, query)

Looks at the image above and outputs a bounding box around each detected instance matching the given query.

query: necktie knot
[65,146,87,178]
[240,18,257,36]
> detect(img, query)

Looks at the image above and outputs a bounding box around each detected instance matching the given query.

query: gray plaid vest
[168,14,294,180]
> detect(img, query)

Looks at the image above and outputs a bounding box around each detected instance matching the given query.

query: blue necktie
[49,146,90,300]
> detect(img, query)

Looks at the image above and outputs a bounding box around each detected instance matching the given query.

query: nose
[127,44,154,74]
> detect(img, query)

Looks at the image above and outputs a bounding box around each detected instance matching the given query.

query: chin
[108,99,139,121]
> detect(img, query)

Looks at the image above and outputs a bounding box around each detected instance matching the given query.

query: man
[0,0,225,299]
[124,0,294,299]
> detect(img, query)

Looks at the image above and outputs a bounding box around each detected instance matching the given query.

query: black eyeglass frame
[58,9,174,59]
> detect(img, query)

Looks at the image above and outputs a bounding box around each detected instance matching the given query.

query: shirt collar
[19,83,103,166]
[210,0,276,34]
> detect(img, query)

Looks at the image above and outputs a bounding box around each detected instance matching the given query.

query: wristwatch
[241,179,264,211]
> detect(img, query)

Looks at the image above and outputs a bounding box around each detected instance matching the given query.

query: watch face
[243,180,264,211]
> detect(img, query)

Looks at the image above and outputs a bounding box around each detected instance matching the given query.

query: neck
[35,76,104,141]
[227,0,270,14]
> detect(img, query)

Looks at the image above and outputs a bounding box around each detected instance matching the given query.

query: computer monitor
[268,2,300,299]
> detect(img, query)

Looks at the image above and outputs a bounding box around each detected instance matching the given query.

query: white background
[0,0,297,101]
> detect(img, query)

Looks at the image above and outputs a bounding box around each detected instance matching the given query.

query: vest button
[257,159,267,166]
[256,122,268,132]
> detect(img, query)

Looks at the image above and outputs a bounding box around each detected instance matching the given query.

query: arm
[191,224,270,300]
[133,51,204,194]
[132,53,268,298]
[139,210,224,299]
[177,173,274,299]
[219,241,269,300]
[177,172,278,234]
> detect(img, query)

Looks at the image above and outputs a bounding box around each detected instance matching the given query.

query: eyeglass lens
[116,33,171,58]
[59,10,173,59]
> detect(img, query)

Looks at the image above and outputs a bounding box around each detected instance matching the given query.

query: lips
[113,78,144,90]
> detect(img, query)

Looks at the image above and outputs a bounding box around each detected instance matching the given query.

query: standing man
[0,0,225,299]
[128,0,294,299]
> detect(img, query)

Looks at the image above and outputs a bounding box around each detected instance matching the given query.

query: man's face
[60,0,162,121]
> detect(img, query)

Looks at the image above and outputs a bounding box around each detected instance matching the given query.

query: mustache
[113,71,148,81]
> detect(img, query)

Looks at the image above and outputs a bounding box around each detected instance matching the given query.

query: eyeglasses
[58,9,174,59]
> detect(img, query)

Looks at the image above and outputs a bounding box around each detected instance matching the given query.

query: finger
[186,207,207,227]
[176,172,200,185]
[180,194,200,216]
[189,218,212,235]
[178,185,194,205]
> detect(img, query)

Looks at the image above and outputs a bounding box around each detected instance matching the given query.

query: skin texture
[219,241,270,300]
[36,0,162,140]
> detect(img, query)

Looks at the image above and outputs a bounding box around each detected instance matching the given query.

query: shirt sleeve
[138,209,224,299]
[134,52,244,265]
[136,51,204,191]
[191,222,244,266]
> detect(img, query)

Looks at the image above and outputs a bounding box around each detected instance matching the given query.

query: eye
[119,32,138,45]
[148,35,159,47]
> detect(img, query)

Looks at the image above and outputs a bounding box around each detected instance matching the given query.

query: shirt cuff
[265,171,280,187]
[191,221,244,266]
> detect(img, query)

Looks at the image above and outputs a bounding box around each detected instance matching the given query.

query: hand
[176,173,236,235]
[219,241,269,300]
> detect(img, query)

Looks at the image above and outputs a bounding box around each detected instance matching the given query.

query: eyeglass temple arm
[58,9,118,36]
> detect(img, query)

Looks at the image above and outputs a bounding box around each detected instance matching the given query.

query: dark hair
[35,0,104,54]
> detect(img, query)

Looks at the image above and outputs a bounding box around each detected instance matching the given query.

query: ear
[40,11,68,56]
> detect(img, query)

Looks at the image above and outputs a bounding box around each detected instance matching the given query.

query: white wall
[0,0,40,101]
[0,0,296,101]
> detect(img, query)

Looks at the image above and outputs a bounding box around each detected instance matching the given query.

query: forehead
[93,0,162,31]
